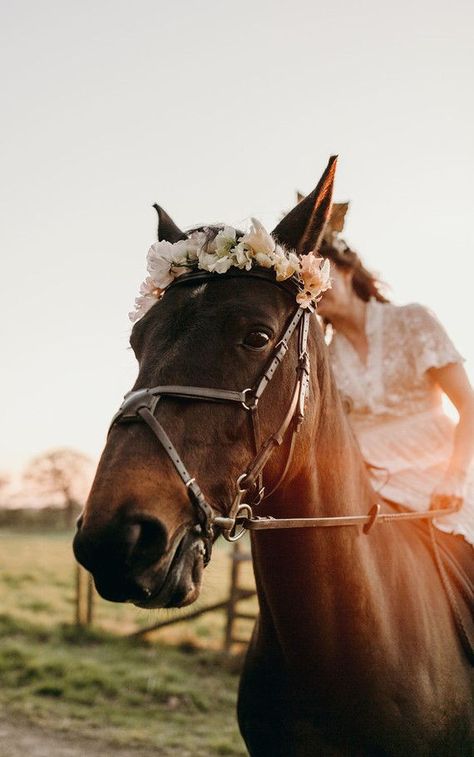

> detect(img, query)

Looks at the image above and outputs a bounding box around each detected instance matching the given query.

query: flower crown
[130,218,331,322]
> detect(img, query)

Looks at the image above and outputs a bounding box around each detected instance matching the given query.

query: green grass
[0,614,246,755]
[0,529,257,644]
[0,529,257,753]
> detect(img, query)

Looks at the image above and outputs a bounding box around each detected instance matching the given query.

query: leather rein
[109,270,458,564]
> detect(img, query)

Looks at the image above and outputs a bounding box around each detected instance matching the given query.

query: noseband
[109,270,312,564]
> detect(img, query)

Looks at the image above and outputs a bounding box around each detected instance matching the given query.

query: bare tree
[0,472,11,506]
[23,448,94,527]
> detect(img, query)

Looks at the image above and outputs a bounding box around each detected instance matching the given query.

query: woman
[317,210,474,548]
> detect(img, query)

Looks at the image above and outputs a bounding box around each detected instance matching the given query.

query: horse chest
[238,633,474,756]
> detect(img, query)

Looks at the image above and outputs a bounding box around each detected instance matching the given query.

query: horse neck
[251,346,391,676]
[261,330,374,523]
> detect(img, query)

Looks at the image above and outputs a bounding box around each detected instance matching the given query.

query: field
[0,529,257,755]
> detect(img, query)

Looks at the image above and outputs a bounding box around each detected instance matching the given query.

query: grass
[0,529,258,754]
[0,529,257,645]
[0,614,246,754]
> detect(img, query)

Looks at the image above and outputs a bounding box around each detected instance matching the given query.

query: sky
[1,0,473,474]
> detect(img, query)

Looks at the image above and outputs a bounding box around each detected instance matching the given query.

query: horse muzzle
[73,515,206,608]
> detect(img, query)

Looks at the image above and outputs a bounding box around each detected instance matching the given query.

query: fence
[75,541,257,652]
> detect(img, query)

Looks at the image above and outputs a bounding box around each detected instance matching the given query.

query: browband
[164,267,303,298]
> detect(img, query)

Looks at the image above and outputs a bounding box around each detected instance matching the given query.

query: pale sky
[1,0,473,472]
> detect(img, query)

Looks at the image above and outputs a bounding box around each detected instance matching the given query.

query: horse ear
[272,155,338,256]
[153,204,187,242]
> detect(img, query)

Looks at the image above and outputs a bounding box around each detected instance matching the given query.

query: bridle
[109,269,459,566]
[110,269,311,563]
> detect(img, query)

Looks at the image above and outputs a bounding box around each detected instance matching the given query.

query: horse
[73,157,473,755]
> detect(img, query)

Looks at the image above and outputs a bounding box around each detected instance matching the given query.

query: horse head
[73,157,337,609]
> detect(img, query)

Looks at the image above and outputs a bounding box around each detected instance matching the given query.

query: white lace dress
[328,299,474,546]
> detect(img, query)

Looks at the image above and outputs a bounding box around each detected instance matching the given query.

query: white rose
[215,225,237,257]
[198,250,219,272]
[186,231,207,262]
[212,256,234,273]
[169,239,190,266]
[147,240,174,265]
[232,241,253,270]
[146,243,174,289]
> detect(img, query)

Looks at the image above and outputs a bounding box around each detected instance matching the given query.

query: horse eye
[243,331,270,350]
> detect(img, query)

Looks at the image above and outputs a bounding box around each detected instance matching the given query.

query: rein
[213,502,460,538]
[110,270,459,561]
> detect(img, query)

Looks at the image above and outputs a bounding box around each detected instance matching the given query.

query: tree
[0,472,11,506]
[23,448,94,527]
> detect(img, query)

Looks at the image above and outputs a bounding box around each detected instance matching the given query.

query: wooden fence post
[74,564,95,627]
[74,563,82,626]
[75,542,257,648]
[223,540,256,653]
[86,572,94,625]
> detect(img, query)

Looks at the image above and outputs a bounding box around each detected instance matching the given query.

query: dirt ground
[0,717,161,757]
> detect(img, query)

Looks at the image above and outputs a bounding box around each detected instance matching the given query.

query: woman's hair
[319,237,390,303]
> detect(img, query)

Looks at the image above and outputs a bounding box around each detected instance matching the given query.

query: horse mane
[313,329,375,513]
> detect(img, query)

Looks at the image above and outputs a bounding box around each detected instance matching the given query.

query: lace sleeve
[402,303,464,376]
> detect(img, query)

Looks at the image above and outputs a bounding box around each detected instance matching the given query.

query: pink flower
[129,277,164,322]
[296,256,331,308]
[139,277,163,298]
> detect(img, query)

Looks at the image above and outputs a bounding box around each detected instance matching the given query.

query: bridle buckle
[242,388,259,411]
[214,504,254,542]
[298,352,310,375]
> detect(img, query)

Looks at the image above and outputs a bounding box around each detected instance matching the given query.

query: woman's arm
[428,362,474,509]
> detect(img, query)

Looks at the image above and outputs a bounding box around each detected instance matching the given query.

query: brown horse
[74,159,473,755]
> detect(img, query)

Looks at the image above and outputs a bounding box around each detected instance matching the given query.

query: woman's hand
[430,470,466,511]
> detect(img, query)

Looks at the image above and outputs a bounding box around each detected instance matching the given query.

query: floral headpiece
[129,218,331,322]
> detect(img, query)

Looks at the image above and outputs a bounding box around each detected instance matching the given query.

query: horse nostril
[76,514,84,530]
[122,523,141,560]
[72,514,169,579]
[127,516,168,566]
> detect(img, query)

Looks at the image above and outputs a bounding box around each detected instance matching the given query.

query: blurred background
[0,0,472,754]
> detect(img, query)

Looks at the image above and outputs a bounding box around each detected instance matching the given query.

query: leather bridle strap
[110,394,215,564]
[238,374,301,492]
[249,308,306,406]
[237,307,311,487]
[110,387,246,426]
[221,308,312,533]
[213,502,461,535]
[137,406,214,534]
